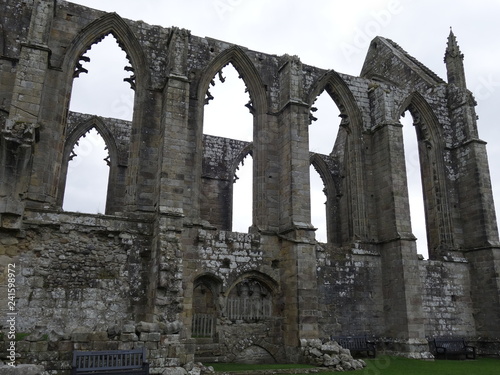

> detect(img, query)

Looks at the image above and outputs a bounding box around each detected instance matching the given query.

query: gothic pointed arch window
[61,33,135,214]
[70,33,135,120]
[400,110,429,258]
[309,89,342,243]
[192,275,222,338]
[226,277,273,322]
[63,127,110,214]
[232,152,253,233]
[204,63,252,142]
[202,63,254,231]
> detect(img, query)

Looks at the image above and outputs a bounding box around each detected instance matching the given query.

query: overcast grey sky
[64,0,500,258]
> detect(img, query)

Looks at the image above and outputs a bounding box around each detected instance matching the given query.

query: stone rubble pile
[162,362,215,375]
[300,339,366,371]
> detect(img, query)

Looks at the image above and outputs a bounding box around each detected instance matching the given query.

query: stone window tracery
[225,278,272,322]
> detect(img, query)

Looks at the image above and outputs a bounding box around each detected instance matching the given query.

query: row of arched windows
[62,33,429,257]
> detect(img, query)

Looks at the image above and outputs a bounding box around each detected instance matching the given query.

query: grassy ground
[208,357,500,375]
[362,357,500,375]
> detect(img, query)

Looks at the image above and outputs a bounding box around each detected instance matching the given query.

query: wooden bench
[431,338,476,360]
[332,335,376,358]
[71,347,149,374]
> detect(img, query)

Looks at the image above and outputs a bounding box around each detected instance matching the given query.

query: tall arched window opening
[309,90,341,243]
[309,166,327,242]
[69,34,134,121]
[233,155,253,233]
[63,34,134,214]
[204,64,253,232]
[204,64,252,142]
[62,128,109,214]
[401,112,428,258]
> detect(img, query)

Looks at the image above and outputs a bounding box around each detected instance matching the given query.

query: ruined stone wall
[316,244,385,338]
[419,259,475,338]
[5,212,150,328]
[201,135,250,230]
[1,0,500,372]
[0,209,154,370]
[183,230,285,362]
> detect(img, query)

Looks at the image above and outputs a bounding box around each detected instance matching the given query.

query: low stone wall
[0,365,48,375]
[0,320,191,374]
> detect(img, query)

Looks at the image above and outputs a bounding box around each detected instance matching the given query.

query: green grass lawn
[362,357,500,375]
[208,357,500,375]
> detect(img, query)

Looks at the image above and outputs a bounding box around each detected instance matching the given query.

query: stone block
[88,331,108,341]
[122,324,136,333]
[120,333,139,341]
[136,321,160,333]
[30,341,48,352]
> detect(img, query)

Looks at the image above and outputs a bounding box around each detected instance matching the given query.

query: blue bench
[71,347,149,374]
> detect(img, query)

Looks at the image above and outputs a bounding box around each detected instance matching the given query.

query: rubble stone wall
[1,0,499,373]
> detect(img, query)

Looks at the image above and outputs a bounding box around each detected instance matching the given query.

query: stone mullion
[253,113,279,232]
[278,103,312,234]
[371,121,412,240]
[159,75,191,217]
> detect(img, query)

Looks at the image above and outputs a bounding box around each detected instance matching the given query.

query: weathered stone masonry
[1,0,500,373]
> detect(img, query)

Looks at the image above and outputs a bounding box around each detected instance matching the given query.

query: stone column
[448,86,500,339]
[150,28,195,364]
[277,55,319,359]
[1,0,54,228]
[370,116,426,352]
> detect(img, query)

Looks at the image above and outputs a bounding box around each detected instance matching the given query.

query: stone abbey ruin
[1,0,500,373]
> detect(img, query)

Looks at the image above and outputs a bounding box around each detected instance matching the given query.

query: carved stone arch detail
[225,270,280,298]
[64,116,119,167]
[196,46,268,117]
[397,91,443,148]
[307,70,364,137]
[62,12,150,91]
[56,116,119,214]
[310,153,335,199]
[231,143,253,183]
[230,341,279,364]
[193,272,223,298]
[310,153,343,244]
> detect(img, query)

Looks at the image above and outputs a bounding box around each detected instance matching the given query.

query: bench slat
[72,348,149,374]
[432,338,476,360]
[332,335,376,358]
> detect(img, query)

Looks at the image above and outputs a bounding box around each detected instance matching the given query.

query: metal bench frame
[332,335,376,358]
[71,347,149,375]
[431,338,476,360]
